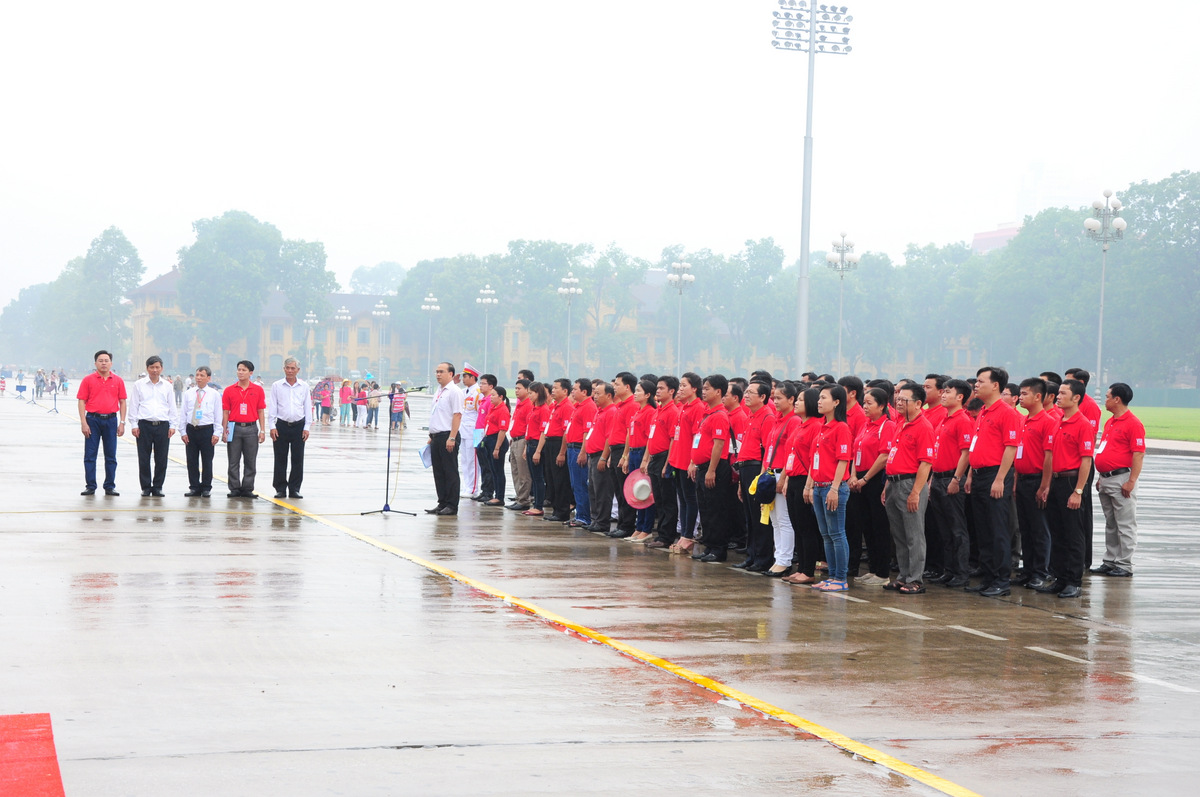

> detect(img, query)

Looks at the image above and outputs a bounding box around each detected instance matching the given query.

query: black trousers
[431,431,461,509]
[1046,477,1086,587]
[588,452,615,527]
[1014,474,1052,579]
[1082,467,1095,569]
[971,465,1014,588]
[695,459,736,552]
[929,474,970,578]
[786,479,823,575]
[475,444,495,499]
[542,437,571,515]
[856,472,892,578]
[609,444,635,531]
[649,452,678,544]
[272,420,306,495]
[184,423,215,492]
[739,461,772,565]
[136,420,170,491]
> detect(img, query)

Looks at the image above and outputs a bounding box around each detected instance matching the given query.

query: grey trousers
[1097,473,1138,569]
[227,424,260,493]
[884,476,928,584]
[509,438,531,506]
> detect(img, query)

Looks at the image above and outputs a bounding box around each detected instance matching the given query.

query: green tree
[350,261,406,294]
[83,226,145,351]
[280,239,338,323]
[146,316,197,354]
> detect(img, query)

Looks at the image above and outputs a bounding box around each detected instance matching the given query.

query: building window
[270,324,283,343]
[357,327,370,345]
[293,324,307,343]
[336,327,349,345]
[269,354,283,372]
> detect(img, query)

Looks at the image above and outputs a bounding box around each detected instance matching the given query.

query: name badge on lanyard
[240,402,248,416]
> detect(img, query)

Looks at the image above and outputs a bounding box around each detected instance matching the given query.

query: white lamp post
[825,232,860,373]
[666,261,695,374]
[334,305,352,376]
[1084,190,1127,385]
[771,0,855,370]
[421,294,440,387]
[303,309,318,376]
[372,299,390,382]
[557,272,582,375]
[476,285,498,373]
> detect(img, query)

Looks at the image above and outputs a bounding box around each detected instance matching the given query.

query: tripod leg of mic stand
[362,398,415,516]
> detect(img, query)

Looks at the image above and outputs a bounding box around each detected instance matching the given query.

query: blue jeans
[625,447,655,532]
[812,483,850,581]
[83,413,119,490]
[566,444,590,524]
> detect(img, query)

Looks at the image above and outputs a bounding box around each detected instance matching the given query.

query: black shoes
[104,489,119,496]
[1091,563,1132,577]
[731,559,752,570]
[141,490,152,497]
[289,493,303,499]
[436,506,457,516]
[81,489,96,496]
[1034,579,1065,594]
[607,529,634,539]
[201,491,211,498]
[1057,585,1083,598]
[942,576,969,588]
[697,550,727,563]
[1024,577,1050,590]
[964,582,988,593]
[980,584,1011,597]
[424,506,442,514]
[275,492,287,499]
[151,490,164,497]
[545,514,570,523]
[184,490,201,497]
[1089,563,1114,575]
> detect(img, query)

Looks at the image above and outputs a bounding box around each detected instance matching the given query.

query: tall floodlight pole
[476,285,498,373]
[666,261,695,374]
[558,272,582,376]
[372,300,390,382]
[303,309,318,376]
[1084,190,1127,386]
[772,0,854,371]
[421,294,440,387]
[825,232,860,374]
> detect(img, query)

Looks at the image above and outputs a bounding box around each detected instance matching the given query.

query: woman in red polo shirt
[845,386,896,586]
[666,373,705,554]
[783,386,826,585]
[622,378,659,542]
[805,384,854,592]
[483,386,512,507]
[523,382,550,516]
[762,382,801,576]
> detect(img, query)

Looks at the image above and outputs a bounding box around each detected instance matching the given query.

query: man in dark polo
[178,365,221,497]
[268,357,312,499]
[76,349,127,496]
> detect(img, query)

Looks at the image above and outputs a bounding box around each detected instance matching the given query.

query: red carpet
[0,714,66,796]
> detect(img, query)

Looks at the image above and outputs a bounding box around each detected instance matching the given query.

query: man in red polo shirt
[1035,379,1094,598]
[221,359,267,498]
[538,378,575,522]
[722,383,749,550]
[506,379,532,511]
[1065,367,1101,568]
[602,372,639,537]
[1090,382,1146,578]
[881,384,935,592]
[1012,377,1055,589]
[565,378,596,527]
[964,365,1022,597]
[585,382,616,533]
[923,374,947,429]
[838,375,867,439]
[927,378,973,587]
[76,349,128,496]
[688,374,736,562]
[731,381,775,568]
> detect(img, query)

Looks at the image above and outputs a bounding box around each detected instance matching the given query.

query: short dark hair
[553,377,572,393]
[902,384,927,405]
[516,378,531,390]
[639,373,658,384]
[1062,379,1086,400]
[774,381,799,402]
[749,381,770,399]
[1039,371,1063,386]
[1109,382,1134,405]
[1018,377,1047,399]
[967,397,984,412]
[1004,383,1019,396]
[441,362,456,376]
[480,373,497,388]
[818,373,836,383]
[146,355,163,368]
[704,374,728,397]
[638,378,658,406]
[801,371,819,382]
[924,373,946,390]
[837,375,864,401]
[237,359,255,372]
[518,369,534,381]
[730,377,748,390]
[727,382,744,401]
[196,365,212,377]
[751,370,774,383]
[573,378,593,396]
[944,379,972,402]
[1043,381,1060,399]
[598,381,615,398]
[614,371,637,390]
[977,365,1008,387]
[680,372,702,391]
[865,387,892,417]
[1066,368,1090,386]
[94,350,112,362]
[658,375,679,396]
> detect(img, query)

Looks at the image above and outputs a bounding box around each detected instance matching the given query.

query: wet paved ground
[2,391,1198,795]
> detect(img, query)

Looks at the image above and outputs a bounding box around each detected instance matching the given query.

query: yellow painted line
[270,502,981,797]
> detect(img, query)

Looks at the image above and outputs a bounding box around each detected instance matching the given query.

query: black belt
[511,435,525,442]
[187,423,214,428]
[932,470,956,478]
[1017,472,1043,480]
[738,459,762,467]
[566,442,581,449]
[87,412,117,419]
[235,421,258,427]
[138,419,167,425]
[431,430,453,436]
[886,473,917,482]
[1100,467,1131,478]
[277,419,304,426]
[1052,470,1079,480]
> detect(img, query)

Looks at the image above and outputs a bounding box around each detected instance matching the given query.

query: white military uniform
[459,374,482,495]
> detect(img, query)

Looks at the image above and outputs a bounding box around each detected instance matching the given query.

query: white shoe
[855,573,888,585]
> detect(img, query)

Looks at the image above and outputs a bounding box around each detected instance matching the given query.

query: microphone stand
[362,389,417,517]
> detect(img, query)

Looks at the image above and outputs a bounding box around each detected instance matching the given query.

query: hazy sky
[1,1,1196,311]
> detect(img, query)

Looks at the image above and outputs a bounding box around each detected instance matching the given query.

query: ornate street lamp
[1084,190,1127,385]
[825,232,860,373]
[303,309,318,376]
[372,299,390,382]
[476,285,499,373]
[666,261,695,374]
[557,272,582,375]
[421,294,440,387]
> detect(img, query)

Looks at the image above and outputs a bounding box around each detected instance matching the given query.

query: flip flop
[883,580,904,591]
[813,579,848,592]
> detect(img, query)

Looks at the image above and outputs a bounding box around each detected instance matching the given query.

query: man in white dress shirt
[177,365,221,497]
[427,362,464,516]
[128,355,177,497]
[268,357,313,499]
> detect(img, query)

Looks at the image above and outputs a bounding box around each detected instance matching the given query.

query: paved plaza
[2,391,1199,795]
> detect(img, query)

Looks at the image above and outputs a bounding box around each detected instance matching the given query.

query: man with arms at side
[881,384,936,593]
[1090,382,1145,578]
[1035,379,1094,598]
[222,360,268,498]
[1012,378,1054,589]
[178,365,220,497]
[77,349,127,496]
[427,362,464,516]
[927,379,973,588]
[268,357,312,499]
[128,355,178,497]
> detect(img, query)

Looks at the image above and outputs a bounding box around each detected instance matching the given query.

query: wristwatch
[1074,487,1083,495]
